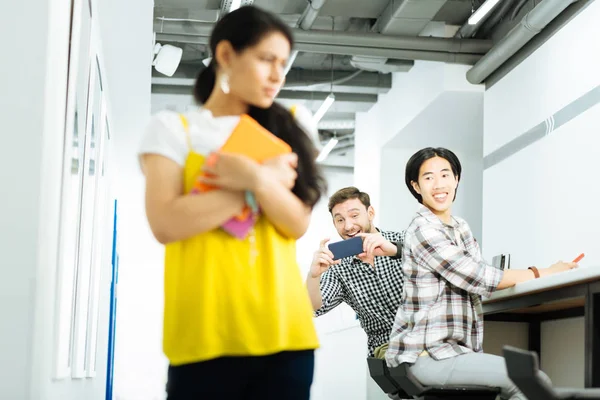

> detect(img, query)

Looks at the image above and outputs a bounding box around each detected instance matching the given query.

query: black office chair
[503,345,600,400]
[367,357,500,400]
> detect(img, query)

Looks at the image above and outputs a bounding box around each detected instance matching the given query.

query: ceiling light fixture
[153,43,183,77]
[314,20,337,124]
[284,51,299,75]
[316,137,339,163]
[224,0,242,12]
[468,0,501,25]
[313,93,335,122]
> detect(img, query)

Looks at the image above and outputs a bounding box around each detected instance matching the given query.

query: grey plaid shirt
[315,230,405,356]
[386,207,503,368]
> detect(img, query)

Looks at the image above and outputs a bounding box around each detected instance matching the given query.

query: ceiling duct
[299,0,327,30]
[155,33,489,65]
[285,0,329,74]
[153,20,493,54]
[372,0,448,36]
[350,56,414,73]
[466,0,578,83]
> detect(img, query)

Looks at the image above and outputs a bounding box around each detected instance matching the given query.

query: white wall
[0,0,114,399]
[379,91,484,240]
[0,0,66,396]
[481,1,600,388]
[95,1,159,399]
[354,61,454,222]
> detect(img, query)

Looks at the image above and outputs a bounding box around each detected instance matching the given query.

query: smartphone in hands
[328,237,364,261]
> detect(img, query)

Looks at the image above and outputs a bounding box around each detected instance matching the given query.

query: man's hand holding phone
[309,238,340,278]
[355,232,398,260]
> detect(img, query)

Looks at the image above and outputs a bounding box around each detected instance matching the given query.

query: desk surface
[484,266,600,304]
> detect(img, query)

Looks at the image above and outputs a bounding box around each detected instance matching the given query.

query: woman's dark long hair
[193,5,327,208]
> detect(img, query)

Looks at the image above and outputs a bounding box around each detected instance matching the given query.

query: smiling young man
[305,187,405,357]
[385,147,578,400]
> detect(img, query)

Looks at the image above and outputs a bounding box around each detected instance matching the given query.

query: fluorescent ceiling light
[313,93,335,122]
[229,0,242,12]
[316,137,338,162]
[284,51,299,75]
[468,0,500,25]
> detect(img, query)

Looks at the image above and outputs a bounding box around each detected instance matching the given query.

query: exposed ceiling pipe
[330,144,355,155]
[194,0,250,67]
[300,43,483,64]
[291,29,492,54]
[153,20,493,54]
[152,69,387,93]
[372,0,447,35]
[299,0,328,30]
[156,14,220,23]
[466,0,578,84]
[511,0,531,20]
[285,70,363,89]
[154,7,222,23]
[154,22,214,36]
[329,135,354,145]
[475,0,518,38]
[155,33,485,65]
[328,136,355,154]
[285,0,329,74]
[349,57,414,74]
[364,1,447,74]
[320,136,354,153]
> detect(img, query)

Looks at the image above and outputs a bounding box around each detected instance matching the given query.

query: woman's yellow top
[162,114,319,366]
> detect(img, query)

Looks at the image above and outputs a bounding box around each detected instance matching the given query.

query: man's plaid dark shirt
[315,230,405,356]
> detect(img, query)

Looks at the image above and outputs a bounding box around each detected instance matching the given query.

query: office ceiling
[150,0,541,161]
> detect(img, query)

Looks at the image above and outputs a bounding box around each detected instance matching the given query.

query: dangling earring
[220,73,230,94]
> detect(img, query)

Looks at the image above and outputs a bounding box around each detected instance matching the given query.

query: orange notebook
[190,115,292,238]
[193,114,292,192]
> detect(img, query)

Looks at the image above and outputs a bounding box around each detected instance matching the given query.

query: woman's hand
[540,260,578,277]
[199,152,261,191]
[260,153,298,190]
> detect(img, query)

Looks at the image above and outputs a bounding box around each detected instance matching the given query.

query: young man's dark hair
[327,186,371,213]
[405,147,462,203]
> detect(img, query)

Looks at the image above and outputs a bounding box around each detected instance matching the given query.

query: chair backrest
[388,362,427,397]
[366,357,402,395]
[503,346,559,400]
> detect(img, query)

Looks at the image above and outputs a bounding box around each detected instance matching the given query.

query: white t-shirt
[138,104,319,168]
